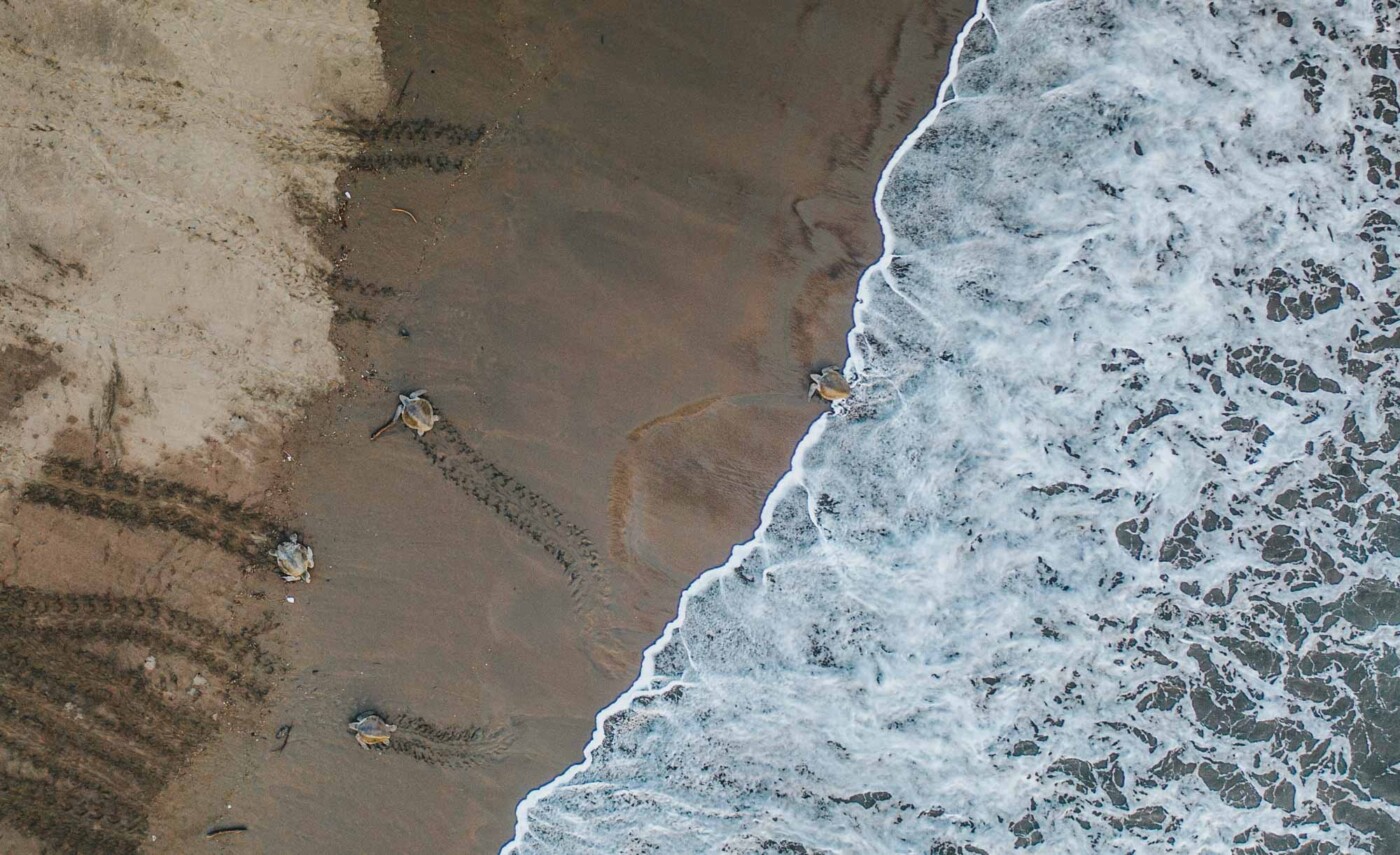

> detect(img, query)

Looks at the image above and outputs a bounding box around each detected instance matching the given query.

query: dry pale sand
[0,0,971,852]
[142,1,972,853]
[0,0,384,482]
[0,1,381,852]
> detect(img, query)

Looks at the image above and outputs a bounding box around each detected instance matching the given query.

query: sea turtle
[271,534,313,583]
[808,367,851,402]
[370,389,441,439]
[348,713,397,749]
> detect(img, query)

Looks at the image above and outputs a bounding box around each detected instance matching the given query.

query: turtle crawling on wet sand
[271,533,313,583]
[371,389,441,439]
[348,713,397,749]
[808,366,851,402]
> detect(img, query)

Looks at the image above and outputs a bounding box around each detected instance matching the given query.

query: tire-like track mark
[21,457,282,563]
[419,421,610,642]
[0,585,273,854]
[0,774,144,855]
[0,587,277,693]
[386,714,516,769]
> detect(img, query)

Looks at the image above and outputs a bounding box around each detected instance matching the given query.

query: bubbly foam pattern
[506,1,1400,851]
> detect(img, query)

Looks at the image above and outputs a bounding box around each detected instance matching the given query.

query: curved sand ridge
[0,0,386,483]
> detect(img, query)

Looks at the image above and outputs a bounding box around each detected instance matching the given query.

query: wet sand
[144,1,972,852]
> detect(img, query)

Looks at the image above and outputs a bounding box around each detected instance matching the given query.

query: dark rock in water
[1126,399,1178,434]
[1331,798,1400,853]
[756,841,810,855]
[1369,515,1400,557]
[1332,578,1400,630]
[1187,645,1279,742]
[1147,749,1196,784]
[1263,780,1297,813]
[1011,740,1041,756]
[1048,757,1097,792]
[1160,512,1206,568]
[1261,525,1307,564]
[1220,636,1283,680]
[1098,767,1130,810]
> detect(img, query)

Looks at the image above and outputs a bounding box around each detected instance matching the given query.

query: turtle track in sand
[21,457,282,563]
[0,586,274,854]
[385,714,516,769]
[418,421,611,643]
[336,116,490,174]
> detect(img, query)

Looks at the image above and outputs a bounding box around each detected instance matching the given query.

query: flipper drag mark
[0,586,274,854]
[418,421,611,643]
[386,714,516,769]
[21,457,282,563]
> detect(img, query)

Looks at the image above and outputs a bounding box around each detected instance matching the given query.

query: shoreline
[506,5,987,840]
[269,4,973,851]
[0,1,972,852]
[147,2,974,851]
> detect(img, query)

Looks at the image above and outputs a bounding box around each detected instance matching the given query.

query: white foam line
[500,4,989,850]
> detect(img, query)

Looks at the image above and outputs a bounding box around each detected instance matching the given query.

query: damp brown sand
[146,1,972,852]
[0,2,385,851]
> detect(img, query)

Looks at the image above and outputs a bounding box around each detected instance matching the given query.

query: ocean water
[505,0,1400,852]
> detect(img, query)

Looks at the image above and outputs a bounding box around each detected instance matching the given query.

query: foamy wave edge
[499,4,988,850]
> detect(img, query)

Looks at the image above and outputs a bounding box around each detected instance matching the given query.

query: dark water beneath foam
[507,0,1400,852]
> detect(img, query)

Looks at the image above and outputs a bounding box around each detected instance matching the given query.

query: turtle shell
[349,714,397,742]
[401,398,437,433]
[348,716,394,744]
[274,538,313,579]
[815,368,851,401]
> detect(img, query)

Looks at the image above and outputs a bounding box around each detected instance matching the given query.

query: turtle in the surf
[348,712,397,748]
[808,366,851,402]
[370,389,441,439]
[271,533,314,583]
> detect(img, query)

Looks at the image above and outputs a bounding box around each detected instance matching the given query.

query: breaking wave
[506,0,1400,851]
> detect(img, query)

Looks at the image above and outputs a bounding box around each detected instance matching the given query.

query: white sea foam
[506,0,1400,852]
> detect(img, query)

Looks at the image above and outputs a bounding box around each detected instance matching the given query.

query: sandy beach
[0,0,969,852]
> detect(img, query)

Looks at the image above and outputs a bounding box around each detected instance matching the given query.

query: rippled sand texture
[0,0,385,482]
